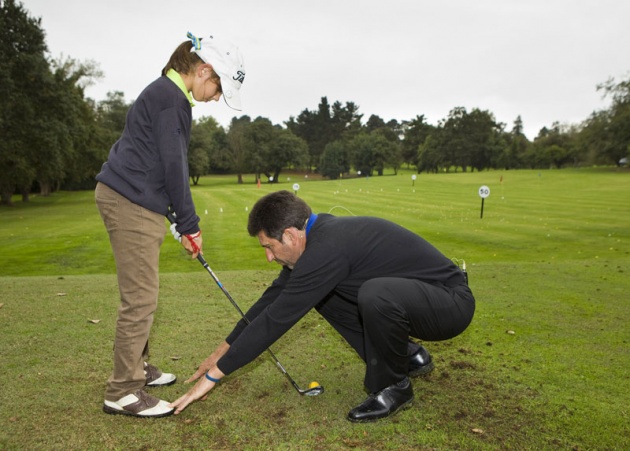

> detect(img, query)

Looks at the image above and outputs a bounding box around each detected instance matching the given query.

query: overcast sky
[21,0,630,139]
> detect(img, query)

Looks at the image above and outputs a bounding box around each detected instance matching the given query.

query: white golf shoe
[103,389,174,418]
[144,362,177,387]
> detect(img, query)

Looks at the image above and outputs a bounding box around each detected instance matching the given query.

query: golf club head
[302,385,324,396]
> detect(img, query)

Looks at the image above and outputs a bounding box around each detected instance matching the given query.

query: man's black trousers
[316,277,475,393]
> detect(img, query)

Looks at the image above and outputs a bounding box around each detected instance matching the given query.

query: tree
[246,117,276,181]
[425,107,503,172]
[465,108,505,172]
[239,117,309,182]
[366,115,401,143]
[496,116,529,169]
[0,0,48,204]
[417,133,445,173]
[437,107,468,171]
[350,131,400,176]
[95,91,130,143]
[286,97,331,170]
[65,91,133,191]
[401,115,434,169]
[188,117,217,185]
[189,116,230,183]
[319,140,351,180]
[226,116,253,184]
[261,128,309,182]
[579,110,612,165]
[287,97,363,172]
[35,56,102,195]
[60,100,105,191]
[0,1,103,202]
[364,115,403,174]
[331,100,363,142]
[529,122,580,169]
[365,114,386,132]
[581,76,630,165]
[206,126,230,173]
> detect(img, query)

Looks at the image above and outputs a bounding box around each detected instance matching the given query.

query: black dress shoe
[409,345,434,377]
[347,378,414,423]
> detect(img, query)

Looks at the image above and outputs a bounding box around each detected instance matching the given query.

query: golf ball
[309,381,319,389]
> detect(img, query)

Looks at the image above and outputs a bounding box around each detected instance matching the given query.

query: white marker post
[293,183,300,195]
[411,174,417,186]
[478,185,490,218]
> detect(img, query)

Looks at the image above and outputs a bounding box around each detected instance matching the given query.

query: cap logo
[233,70,245,84]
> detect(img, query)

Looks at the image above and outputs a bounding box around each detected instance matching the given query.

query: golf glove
[170,222,181,242]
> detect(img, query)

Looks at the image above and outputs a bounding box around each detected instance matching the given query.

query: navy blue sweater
[96,76,200,234]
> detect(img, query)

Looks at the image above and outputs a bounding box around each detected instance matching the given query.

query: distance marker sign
[478,185,490,218]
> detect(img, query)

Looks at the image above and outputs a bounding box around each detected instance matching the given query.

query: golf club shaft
[195,253,305,393]
[167,212,314,395]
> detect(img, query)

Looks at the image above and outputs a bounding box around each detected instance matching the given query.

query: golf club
[167,211,324,397]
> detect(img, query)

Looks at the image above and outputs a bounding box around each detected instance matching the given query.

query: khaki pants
[95,182,166,400]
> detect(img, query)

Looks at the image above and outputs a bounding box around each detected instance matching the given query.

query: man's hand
[185,358,216,384]
[169,342,231,414]
[170,360,226,415]
[169,373,218,415]
[185,342,230,383]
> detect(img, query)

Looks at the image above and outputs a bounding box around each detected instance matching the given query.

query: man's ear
[283,227,300,245]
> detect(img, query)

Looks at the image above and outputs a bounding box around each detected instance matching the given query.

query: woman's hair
[161,40,221,84]
[247,191,312,241]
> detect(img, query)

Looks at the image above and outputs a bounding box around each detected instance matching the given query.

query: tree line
[2,0,629,205]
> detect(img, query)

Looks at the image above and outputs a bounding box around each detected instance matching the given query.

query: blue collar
[305,213,318,237]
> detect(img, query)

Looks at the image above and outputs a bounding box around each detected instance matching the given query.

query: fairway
[1,168,629,449]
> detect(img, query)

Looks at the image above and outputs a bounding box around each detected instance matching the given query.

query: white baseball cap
[188,32,245,110]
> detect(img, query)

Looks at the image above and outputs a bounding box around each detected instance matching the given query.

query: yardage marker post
[478,185,490,218]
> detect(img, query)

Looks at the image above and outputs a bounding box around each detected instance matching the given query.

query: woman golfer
[95,32,245,418]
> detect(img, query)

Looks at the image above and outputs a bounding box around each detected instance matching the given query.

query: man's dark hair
[247,190,312,241]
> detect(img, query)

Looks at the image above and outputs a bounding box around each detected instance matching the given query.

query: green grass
[1,168,629,450]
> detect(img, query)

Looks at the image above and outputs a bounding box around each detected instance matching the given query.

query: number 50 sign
[478,185,490,199]
[478,185,490,218]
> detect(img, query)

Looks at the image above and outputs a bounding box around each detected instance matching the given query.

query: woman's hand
[181,232,203,259]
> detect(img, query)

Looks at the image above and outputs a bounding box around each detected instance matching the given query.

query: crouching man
[171,190,475,422]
